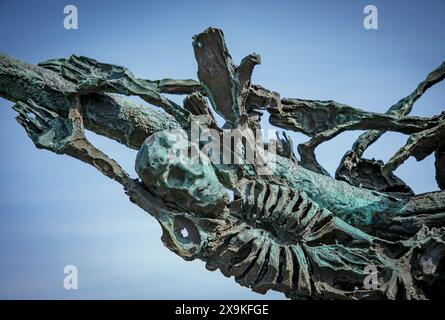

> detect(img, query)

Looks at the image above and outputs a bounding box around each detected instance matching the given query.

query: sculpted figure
[134,129,443,299]
[1,27,444,299]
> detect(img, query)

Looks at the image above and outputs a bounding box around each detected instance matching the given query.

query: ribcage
[205,223,314,297]
[233,180,333,238]
[204,180,383,299]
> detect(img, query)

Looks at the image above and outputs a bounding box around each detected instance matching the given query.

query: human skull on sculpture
[135,128,229,217]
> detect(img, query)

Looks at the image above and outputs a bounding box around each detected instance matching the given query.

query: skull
[135,128,229,217]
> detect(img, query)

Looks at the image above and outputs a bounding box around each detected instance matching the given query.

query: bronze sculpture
[1,27,444,299]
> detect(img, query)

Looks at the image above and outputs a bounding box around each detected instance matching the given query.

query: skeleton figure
[135,129,433,299]
[3,26,445,300]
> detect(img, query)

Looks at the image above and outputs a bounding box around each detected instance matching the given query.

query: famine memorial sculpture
[1,27,444,300]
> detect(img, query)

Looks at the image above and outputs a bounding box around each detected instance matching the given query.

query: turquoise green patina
[1,27,445,299]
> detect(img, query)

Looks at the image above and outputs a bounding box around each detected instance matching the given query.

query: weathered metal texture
[1,27,445,299]
[0,53,180,150]
[436,144,445,190]
[192,27,260,128]
[134,129,442,299]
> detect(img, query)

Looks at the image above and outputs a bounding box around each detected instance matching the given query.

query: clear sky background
[0,0,444,299]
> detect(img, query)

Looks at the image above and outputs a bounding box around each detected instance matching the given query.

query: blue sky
[0,0,444,299]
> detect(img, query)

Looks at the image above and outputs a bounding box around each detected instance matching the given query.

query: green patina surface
[1,27,445,300]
